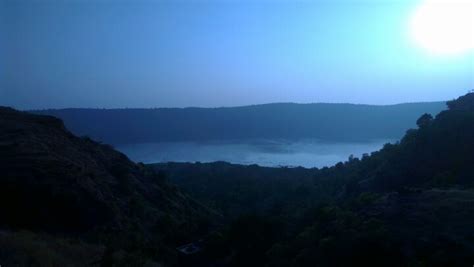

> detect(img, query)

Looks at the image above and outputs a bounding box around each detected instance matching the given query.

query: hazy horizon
[2,0,473,109]
[22,99,449,111]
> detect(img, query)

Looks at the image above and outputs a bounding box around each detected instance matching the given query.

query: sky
[1,0,473,109]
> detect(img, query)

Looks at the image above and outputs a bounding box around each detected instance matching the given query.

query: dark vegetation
[0,107,212,266]
[152,162,320,222]
[153,93,474,266]
[1,93,473,266]
[34,102,444,144]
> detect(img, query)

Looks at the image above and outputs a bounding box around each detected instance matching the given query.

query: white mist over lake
[117,139,394,168]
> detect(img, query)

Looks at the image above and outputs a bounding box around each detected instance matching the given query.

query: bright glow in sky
[410,0,474,55]
[1,0,473,109]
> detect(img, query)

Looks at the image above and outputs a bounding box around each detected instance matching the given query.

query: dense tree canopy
[155,93,474,266]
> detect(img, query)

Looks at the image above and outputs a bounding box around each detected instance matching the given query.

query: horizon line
[24,100,448,111]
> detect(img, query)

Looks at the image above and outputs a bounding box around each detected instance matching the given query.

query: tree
[447,92,474,111]
[416,113,433,128]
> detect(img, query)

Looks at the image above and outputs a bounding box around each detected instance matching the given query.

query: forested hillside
[154,93,474,266]
[0,107,212,266]
[1,93,473,266]
[34,102,445,144]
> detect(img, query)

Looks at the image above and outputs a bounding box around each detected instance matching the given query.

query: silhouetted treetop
[447,92,474,111]
[416,113,433,128]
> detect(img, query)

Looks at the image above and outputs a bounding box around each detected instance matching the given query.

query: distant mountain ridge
[34,101,446,145]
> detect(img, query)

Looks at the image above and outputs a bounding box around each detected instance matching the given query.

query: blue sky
[1,0,473,109]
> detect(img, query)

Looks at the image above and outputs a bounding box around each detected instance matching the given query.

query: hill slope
[34,102,445,144]
[0,107,211,265]
[1,94,472,266]
[153,93,474,266]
